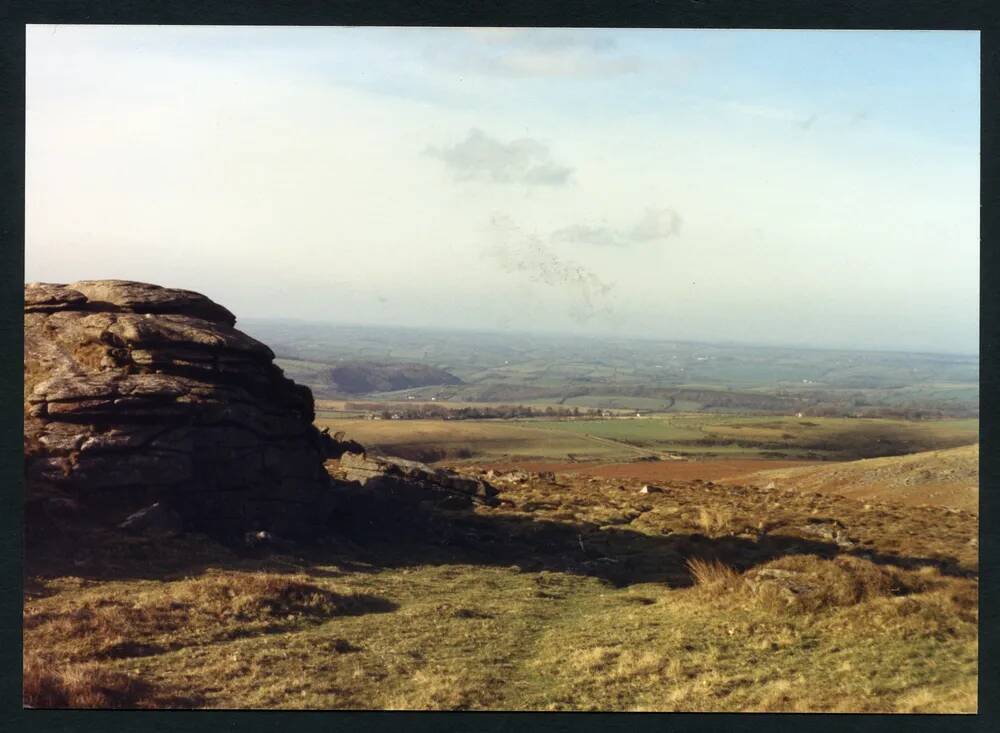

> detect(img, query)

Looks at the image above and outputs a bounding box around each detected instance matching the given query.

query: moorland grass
[24,465,978,711]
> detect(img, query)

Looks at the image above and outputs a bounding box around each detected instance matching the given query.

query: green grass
[521,415,978,461]
[316,413,979,464]
[315,418,633,462]
[28,563,976,711]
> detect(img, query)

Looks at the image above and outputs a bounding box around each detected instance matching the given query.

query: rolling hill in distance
[242,319,979,418]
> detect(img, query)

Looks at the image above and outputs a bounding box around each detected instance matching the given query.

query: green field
[252,321,979,418]
[317,414,979,464]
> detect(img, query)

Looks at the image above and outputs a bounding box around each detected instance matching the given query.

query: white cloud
[551,208,681,247]
[24,25,979,352]
[425,128,573,185]
[429,29,641,78]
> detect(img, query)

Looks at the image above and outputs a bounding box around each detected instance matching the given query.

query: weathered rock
[118,502,183,536]
[639,484,664,495]
[491,470,529,484]
[799,519,857,548]
[318,428,365,459]
[337,452,499,506]
[25,280,237,325]
[24,280,337,539]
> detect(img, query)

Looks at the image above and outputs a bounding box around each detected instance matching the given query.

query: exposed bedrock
[24,280,336,539]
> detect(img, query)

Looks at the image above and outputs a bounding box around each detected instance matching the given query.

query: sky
[25,26,980,354]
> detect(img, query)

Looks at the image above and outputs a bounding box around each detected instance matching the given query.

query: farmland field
[316,414,979,465]
[254,321,979,418]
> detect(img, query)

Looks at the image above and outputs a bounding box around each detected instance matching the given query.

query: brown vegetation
[24,460,978,711]
[729,444,979,513]
[24,652,159,708]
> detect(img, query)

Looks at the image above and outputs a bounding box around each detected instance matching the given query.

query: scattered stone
[437,494,474,510]
[639,484,664,495]
[799,519,857,548]
[117,502,183,536]
[337,452,499,506]
[243,530,294,550]
[491,470,529,484]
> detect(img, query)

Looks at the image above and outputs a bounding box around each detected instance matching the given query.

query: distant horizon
[239,314,981,360]
[26,26,979,355]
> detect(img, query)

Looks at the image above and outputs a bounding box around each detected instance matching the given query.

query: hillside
[324,361,462,395]
[25,463,978,711]
[245,320,979,417]
[22,283,980,713]
[726,444,979,513]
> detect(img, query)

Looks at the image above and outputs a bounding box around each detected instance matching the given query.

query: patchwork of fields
[316,413,979,465]
[252,321,979,417]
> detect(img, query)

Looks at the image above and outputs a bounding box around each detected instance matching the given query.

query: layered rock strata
[24,280,335,538]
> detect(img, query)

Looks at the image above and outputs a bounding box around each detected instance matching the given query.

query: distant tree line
[344,402,605,420]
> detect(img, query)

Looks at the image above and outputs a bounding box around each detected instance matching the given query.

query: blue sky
[25,26,979,353]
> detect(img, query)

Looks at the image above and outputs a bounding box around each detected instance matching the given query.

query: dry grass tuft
[695,506,735,536]
[169,572,344,620]
[744,555,909,613]
[23,651,156,708]
[23,452,979,712]
[23,571,387,665]
[686,557,741,592]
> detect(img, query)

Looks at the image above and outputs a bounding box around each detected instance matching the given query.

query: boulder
[318,428,365,459]
[338,452,499,506]
[117,502,183,536]
[23,280,337,539]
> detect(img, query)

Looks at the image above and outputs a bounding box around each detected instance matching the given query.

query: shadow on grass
[319,486,973,588]
[25,482,973,590]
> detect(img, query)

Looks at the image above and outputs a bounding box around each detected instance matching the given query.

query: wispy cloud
[429,29,641,79]
[724,100,824,131]
[550,224,626,248]
[551,207,682,248]
[487,213,614,322]
[630,207,683,241]
[425,128,573,185]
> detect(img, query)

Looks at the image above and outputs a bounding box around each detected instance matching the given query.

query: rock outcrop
[324,452,499,544]
[336,452,499,508]
[24,280,336,539]
[318,428,365,459]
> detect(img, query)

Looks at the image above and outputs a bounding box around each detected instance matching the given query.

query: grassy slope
[726,444,980,513]
[25,467,978,712]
